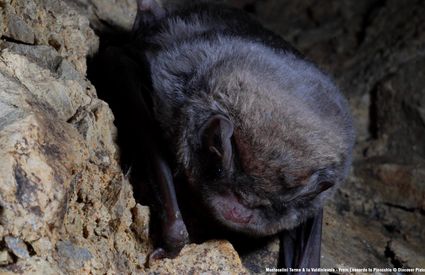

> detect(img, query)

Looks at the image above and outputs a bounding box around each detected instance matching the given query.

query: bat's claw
[146,219,189,268]
[146,248,166,267]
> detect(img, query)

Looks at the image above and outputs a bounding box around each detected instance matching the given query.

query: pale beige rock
[0,251,13,266]
[0,29,144,274]
[147,240,248,274]
[0,257,62,275]
[132,203,152,246]
[0,111,86,242]
[63,0,137,31]
[1,0,98,74]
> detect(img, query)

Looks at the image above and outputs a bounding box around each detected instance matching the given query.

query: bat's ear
[133,0,166,31]
[199,114,234,169]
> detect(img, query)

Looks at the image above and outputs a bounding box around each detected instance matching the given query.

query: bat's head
[178,53,355,236]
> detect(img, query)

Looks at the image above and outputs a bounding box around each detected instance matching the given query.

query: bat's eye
[317,181,334,192]
[214,167,223,178]
[203,158,224,180]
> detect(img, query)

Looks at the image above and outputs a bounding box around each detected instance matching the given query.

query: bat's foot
[146,218,189,267]
[162,218,190,256]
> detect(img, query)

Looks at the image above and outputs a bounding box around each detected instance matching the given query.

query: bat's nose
[213,192,253,224]
[222,203,252,224]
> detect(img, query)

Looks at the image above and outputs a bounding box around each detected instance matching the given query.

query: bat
[91,0,355,272]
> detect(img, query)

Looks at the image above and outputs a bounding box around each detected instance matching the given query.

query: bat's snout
[211,191,254,225]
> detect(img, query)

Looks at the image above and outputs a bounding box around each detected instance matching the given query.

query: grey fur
[139,3,355,236]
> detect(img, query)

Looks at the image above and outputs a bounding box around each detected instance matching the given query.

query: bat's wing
[94,45,189,261]
[279,209,323,274]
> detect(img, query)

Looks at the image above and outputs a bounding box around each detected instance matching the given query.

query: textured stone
[4,236,31,259]
[322,203,390,269]
[387,240,425,269]
[1,0,98,74]
[56,240,93,270]
[147,240,248,274]
[0,251,13,266]
[6,14,35,44]
[240,237,280,273]
[63,0,137,31]
[0,10,143,273]
[131,203,151,246]
[0,258,61,275]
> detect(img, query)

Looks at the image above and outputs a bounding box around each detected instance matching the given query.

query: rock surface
[1,0,424,274]
[147,241,247,274]
[238,237,280,273]
[62,0,137,31]
[0,38,144,274]
[0,0,98,74]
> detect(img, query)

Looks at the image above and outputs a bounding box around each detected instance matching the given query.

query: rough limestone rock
[0,0,99,74]
[62,0,137,31]
[147,241,247,274]
[0,43,144,273]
